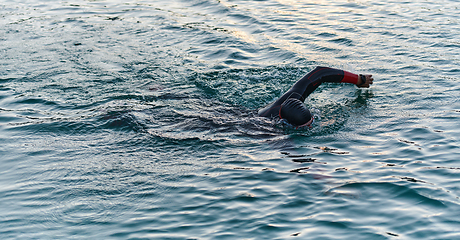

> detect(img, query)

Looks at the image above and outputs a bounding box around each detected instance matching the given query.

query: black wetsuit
[258,66,359,118]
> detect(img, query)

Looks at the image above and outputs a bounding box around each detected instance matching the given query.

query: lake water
[1,0,460,239]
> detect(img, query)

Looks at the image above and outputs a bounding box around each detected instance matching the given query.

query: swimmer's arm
[356,74,374,88]
[293,67,372,100]
[340,71,374,88]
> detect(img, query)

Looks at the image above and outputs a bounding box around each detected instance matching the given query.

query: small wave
[326,181,447,209]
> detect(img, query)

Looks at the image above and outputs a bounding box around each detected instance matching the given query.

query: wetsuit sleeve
[258,66,359,118]
[341,70,359,84]
[290,67,358,101]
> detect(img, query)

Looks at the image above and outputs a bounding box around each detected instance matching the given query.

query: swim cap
[279,98,312,127]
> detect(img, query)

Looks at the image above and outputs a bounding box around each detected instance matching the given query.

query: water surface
[1,0,460,239]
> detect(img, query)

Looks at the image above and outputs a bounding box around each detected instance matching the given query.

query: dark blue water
[1,0,460,239]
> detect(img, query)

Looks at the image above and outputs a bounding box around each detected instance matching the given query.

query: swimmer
[258,66,373,128]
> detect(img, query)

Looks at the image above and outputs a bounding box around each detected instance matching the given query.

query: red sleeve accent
[341,70,359,84]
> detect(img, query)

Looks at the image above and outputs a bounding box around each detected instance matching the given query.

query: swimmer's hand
[357,74,373,88]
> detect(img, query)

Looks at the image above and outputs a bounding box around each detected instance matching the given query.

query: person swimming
[258,66,374,128]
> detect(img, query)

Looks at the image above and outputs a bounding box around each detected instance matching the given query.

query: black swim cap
[279,98,312,126]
